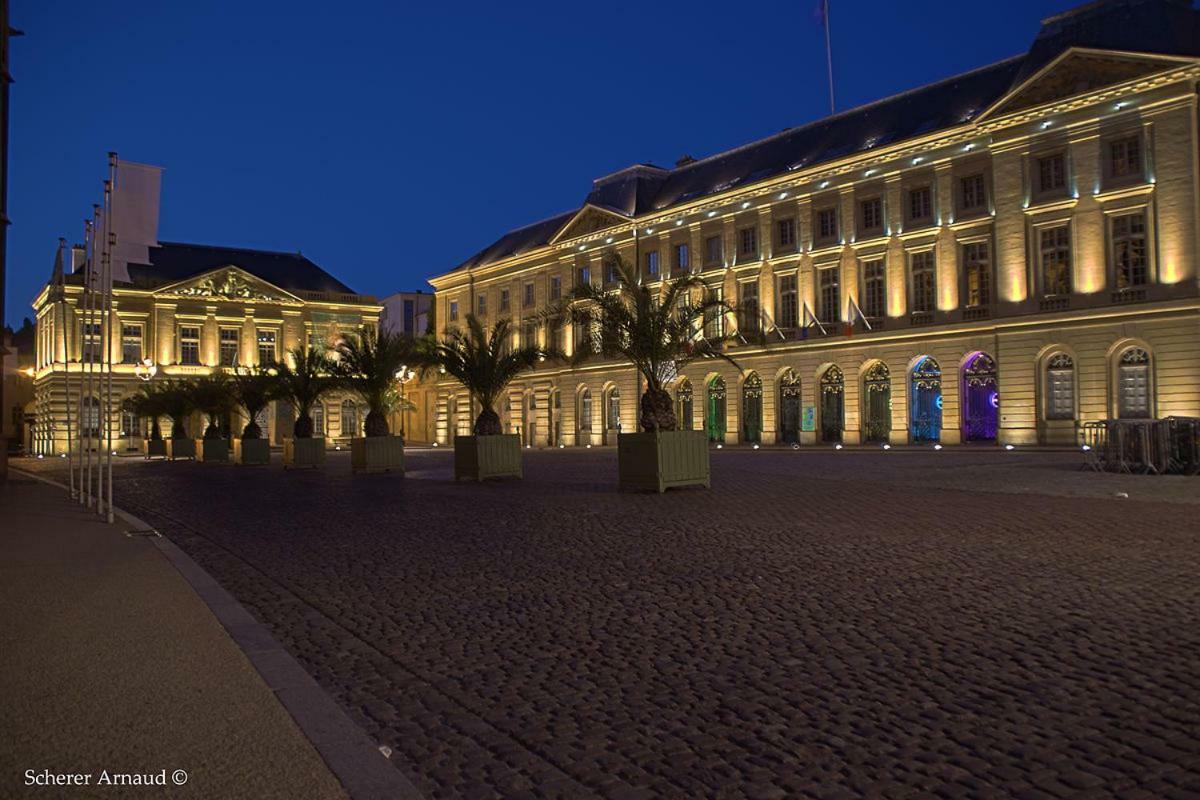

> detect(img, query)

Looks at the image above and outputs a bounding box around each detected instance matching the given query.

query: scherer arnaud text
[25,768,188,787]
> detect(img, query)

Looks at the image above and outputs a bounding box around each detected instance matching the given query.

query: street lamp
[134,357,157,382]
[395,365,416,438]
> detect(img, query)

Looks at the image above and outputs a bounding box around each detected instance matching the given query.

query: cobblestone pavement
[19,449,1200,799]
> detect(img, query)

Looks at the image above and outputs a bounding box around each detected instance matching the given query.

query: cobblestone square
[36,449,1200,799]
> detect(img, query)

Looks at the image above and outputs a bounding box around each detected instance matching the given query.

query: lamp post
[395,365,415,439]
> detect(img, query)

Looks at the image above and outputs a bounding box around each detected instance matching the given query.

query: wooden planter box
[233,437,270,465]
[284,437,326,469]
[196,438,230,463]
[454,434,522,481]
[143,439,168,459]
[165,438,196,461]
[351,436,405,474]
[618,430,710,493]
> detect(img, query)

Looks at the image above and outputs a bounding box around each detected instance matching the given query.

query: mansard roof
[126,242,359,295]
[451,0,1200,274]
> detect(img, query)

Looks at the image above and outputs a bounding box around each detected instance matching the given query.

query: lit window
[704,287,724,338]
[962,242,991,307]
[1039,226,1071,295]
[704,235,723,266]
[477,293,488,316]
[256,329,277,365]
[1111,212,1147,289]
[82,322,103,364]
[645,250,659,279]
[549,276,561,300]
[121,324,142,364]
[219,328,240,367]
[818,267,840,325]
[673,243,689,273]
[909,251,936,314]
[449,300,459,321]
[861,259,885,319]
[738,281,759,335]
[577,264,591,287]
[500,288,510,312]
[179,326,201,366]
[777,274,798,328]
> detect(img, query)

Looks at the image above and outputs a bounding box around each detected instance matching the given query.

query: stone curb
[12,468,425,800]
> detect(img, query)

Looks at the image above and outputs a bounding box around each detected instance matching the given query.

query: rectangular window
[604,259,619,285]
[219,328,240,367]
[673,243,689,273]
[551,321,564,352]
[121,323,142,364]
[1112,212,1147,289]
[777,274,798,328]
[180,326,201,366]
[1037,153,1066,194]
[1110,136,1142,179]
[1046,358,1075,421]
[645,250,659,279]
[703,287,724,339]
[704,235,723,266]
[500,289,510,312]
[816,207,838,242]
[960,174,986,213]
[738,226,758,258]
[860,197,883,234]
[522,322,537,348]
[861,259,885,319]
[577,265,591,287]
[908,186,932,223]
[738,281,759,335]
[449,300,459,322]
[477,293,488,316]
[402,299,415,334]
[776,218,796,251]
[256,329,277,365]
[549,276,561,300]
[1039,226,1072,295]
[523,282,535,307]
[962,242,991,307]
[818,267,840,325]
[82,322,103,364]
[909,251,936,314]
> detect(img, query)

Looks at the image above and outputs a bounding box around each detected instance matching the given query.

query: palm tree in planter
[431,314,558,481]
[130,382,169,459]
[271,346,337,469]
[230,367,275,465]
[158,378,198,460]
[192,373,236,463]
[334,328,419,474]
[564,254,737,492]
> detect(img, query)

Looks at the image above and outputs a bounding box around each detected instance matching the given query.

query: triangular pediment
[980,48,1195,121]
[548,204,629,245]
[155,265,299,303]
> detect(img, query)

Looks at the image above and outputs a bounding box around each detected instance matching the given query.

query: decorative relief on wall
[169,269,280,301]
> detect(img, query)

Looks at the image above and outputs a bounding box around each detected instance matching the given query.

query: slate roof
[107,242,360,295]
[451,0,1200,274]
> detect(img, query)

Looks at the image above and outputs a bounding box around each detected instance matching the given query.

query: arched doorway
[604,387,621,445]
[548,390,561,446]
[706,376,726,442]
[778,369,801,444]
[862,362,891,443]
[910,356,942,443]
[962,352,999,442]
[741,373,763,443]
[676,379,694,431]
[819,366,844,443]
[1117,347,1152,419]
[577,388,592,445]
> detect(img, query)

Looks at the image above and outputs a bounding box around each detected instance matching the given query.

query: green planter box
[196,438,230,463]
[233,437,270,465]
[351,436,405,474]
[284,437,326,469]
[454,434,522,481]
[165,438,196,461]
[143,439,167,459]
[618,430,710,493]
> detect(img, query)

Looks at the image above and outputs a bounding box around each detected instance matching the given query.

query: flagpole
[55,237,75,498]
[83,208,97,508]
[104,153,117,523]
[97,177,111,519]
[823,0,836,115]
[76,220,88,503]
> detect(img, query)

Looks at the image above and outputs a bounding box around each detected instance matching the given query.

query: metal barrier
[1083,418,1200,476]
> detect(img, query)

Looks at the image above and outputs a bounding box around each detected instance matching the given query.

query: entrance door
[779,370,801,444]
[962,352,998,441]
[676,380,694,431]
[862,362,891,443]
[910,357,942,443]
[604,388,621,445]
[706,377,726,442]
[741,373,763,443]
[819,365,844,443]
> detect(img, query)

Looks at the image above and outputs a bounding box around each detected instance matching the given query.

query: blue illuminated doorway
[910,357,942,443]
[962,352,998,442]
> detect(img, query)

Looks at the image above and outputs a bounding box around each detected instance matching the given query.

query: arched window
[1117,347,1152,418]
[819,365,844,443]
[862,362,891,443]
[706,376,727,442]
[312,402,325,435]
[1045,353,1075,421]
[81,396,101,439]
[778,369,802,444]
[578,389,593,433]
[961,352,998,442]
[606,388,621,431]
[676,379,694,431]
[341,399,358,436]
[120,399,140,439]
[910,357,942,443]
[741,373,763,443]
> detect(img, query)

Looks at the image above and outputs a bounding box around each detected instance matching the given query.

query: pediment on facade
[980,49,1194,122]
[155,266,299,303]
[548,204,629,245]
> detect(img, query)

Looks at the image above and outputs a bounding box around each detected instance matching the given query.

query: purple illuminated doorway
[962,352,998,442]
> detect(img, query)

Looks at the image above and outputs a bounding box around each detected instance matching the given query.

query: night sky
[7,0,1077,325]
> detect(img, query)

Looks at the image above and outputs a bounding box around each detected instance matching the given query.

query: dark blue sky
[7,0,1076,324]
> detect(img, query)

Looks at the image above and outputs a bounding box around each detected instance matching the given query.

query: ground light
[716,443,723,449]
[752,444,760,450]
[558,444,564,449]
[1005,444,1015,451]
[585,444,591,449]
[335,445,342,451]
[432,441,438,447]
[1082,444,1091,451]
[791,443,799,450]
[881,443,891,450]
[37,454,44,459]
[834,444,843,450]
[933,444,943,451]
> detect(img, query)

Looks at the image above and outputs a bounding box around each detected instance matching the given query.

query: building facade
[426,0,1200,448]
[30,162,381,455]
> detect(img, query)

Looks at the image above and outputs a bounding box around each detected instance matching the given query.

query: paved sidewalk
[0,475,349,800]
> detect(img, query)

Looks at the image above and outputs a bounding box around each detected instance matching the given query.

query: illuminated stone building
[426,0,1200,448]
[30,161,381,455]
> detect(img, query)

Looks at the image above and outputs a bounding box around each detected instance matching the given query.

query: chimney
[675,155,696,168]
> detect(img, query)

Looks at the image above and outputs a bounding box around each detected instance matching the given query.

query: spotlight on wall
[778,192,788,200]
[526,444,532,449]
[675,219,683,226]
[1041,120,1052,129]
[578,245,586,251]
[741,201,751,209]
[819,181,830,189]
[605,236,613,243]
[645,228,654,235]
[707,210,717,217]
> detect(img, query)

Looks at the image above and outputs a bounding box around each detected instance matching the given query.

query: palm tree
[270,346,336,438]
[231,367,274,439]
[129,382,168,441]
[192,372,236,439]
[158,378,197,440]
[334,328,421,438]
[564,253,737,431]
[431,315,557,435]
